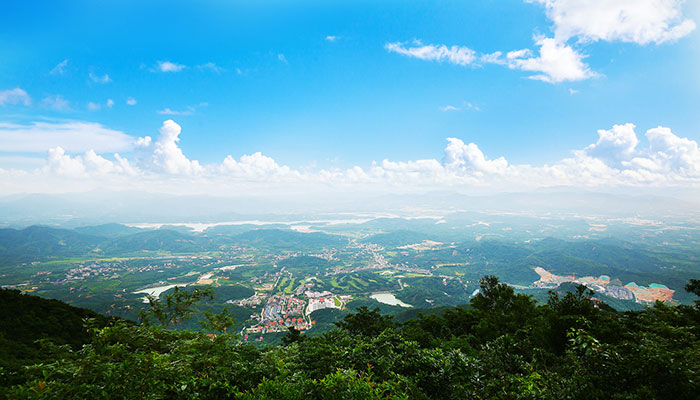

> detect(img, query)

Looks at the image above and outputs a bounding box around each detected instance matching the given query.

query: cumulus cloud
[106,99,114,108]
[0,121,133,153]
[0,88,31,106]
[385,41,477,66]
[529,0,696,44]
[507,37,596,83]
[126,97,137,106]
[443,138,509,175]
[50,59,69,75]
[44,147,137,178]
[581,123,639,166]
[135,120,203,175]
[156,61,186,72]
[4,119,700,194]
[220,152,298,180]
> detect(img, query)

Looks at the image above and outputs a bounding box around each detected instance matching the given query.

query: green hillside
[0,226,103,264]
[3,277,699,399]
[0,289,119,387]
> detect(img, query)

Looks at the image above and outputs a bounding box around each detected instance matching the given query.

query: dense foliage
[0,289,117,387]
[3,276,700,399]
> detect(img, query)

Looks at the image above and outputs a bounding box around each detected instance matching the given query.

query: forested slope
[2,278,700,399]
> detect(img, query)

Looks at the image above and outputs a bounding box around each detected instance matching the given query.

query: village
[243,290,350,339]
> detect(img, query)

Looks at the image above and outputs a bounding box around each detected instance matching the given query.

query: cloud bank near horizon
[1,119,700,195]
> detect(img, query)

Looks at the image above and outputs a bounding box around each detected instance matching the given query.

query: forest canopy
[2,276,700,399]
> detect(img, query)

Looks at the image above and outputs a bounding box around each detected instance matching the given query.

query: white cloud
[89,72,111,84]
[582,123,639,166]
[135,120,203,175]
[157,103,206,116]
[385,1,694,85]
[87,102,101,111]
[480,51,505,65]
[529,0,696,44]
[384,38,595,83]
[441,105,459,111]
[441,102,480,112]
[5,119,700,194]
[126,97,137,106]
[197,62,225,73]
[41,95,71,111]
[157,61,186,72]
[385,41,477,66]
[642,126,700,176]
[106,99,114,108]
[506,37,596,83]
[44,147,137,178]
[277,54,288,63]
[0,88,31,106]
[325,35,339,42]
[45,146,87,177]
[443,138,509,175]
[0,121,133,153]
[220,152,298,180]
[157,106,195,116]
[50,59,69,75]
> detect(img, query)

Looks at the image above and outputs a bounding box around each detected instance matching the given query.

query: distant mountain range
[1,189,699,227]
[0,225,347,263]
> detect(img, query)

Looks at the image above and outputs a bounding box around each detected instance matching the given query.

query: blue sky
[1,0,699,195]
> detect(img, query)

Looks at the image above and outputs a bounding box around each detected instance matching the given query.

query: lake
[134,284,187,303]
[370,292,412,308]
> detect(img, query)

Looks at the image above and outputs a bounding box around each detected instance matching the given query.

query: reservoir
[370,292,412,308]
[134,284,187,303]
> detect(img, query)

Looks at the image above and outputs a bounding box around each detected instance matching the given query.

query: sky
[1,0,699,197]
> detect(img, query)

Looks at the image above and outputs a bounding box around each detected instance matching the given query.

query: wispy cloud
[87,102,101,111]
[0,120,133,153]
[440,105,459,112]
[157,107,195,116]
[440,102,480,112]
[0,88,31,106]
[277,54,288,64]
[89,72,112,84]
[156,61,186,72]
[385,41,477,66]
[41,95,71,111]
[157,103,208,116]
[386,37,596,84]
[196,62,225,73]
[325,35,339,42]
[126,97,137,106]
[106,99,114,108]
[50,59,69,75]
